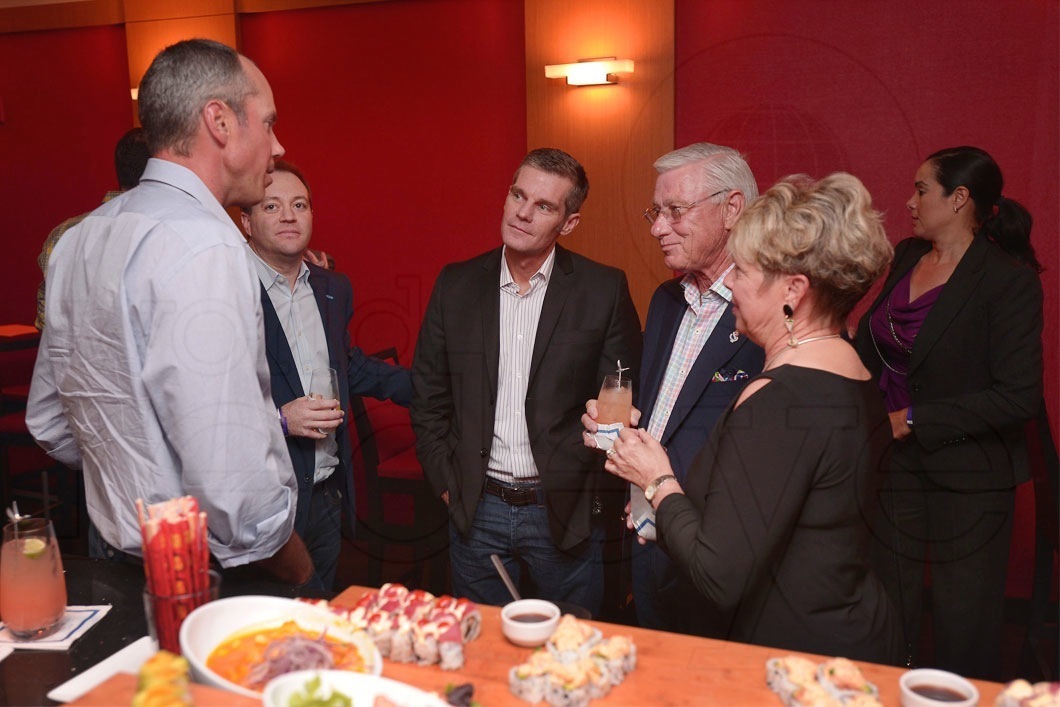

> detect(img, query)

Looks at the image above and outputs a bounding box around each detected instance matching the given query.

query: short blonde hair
[728,172,893,323]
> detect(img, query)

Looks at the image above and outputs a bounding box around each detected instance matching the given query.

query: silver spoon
[490,553,521,601]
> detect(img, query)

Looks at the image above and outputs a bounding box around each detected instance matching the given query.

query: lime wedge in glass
[21,537,48,559]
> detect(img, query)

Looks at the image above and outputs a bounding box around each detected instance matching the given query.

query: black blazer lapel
[309,267,343,370]
[661,304,744,444]
[480,250,502,401]
[910,237,988,374]
[528,246,573,387]
[640,280,684,422]
[260,283,304,397]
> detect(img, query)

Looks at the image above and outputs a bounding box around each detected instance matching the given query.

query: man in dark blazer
[585,143,764,634]
[242,161,411,590]
[411,148,642,613]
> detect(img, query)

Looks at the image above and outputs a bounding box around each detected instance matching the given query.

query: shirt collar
[247,245,309,292]
[681,263,734,307]
[499,245,556,292]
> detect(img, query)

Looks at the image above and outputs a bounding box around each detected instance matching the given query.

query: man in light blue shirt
[28,39,314,584]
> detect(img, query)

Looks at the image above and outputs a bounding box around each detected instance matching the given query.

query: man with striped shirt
[412,148,642,613]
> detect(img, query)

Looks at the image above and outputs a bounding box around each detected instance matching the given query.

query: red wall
[240,0,527,361]
[0,24,132,330]
[1,0,1054,597]
[674,0,1059,598]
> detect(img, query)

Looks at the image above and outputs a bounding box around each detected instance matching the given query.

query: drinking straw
[40,470,52,523]
[616,360,629,384]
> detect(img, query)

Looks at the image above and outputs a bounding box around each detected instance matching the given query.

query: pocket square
[712,368,750,382]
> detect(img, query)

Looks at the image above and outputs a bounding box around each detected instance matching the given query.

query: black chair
[346,349,449,594]
[0,411,83,549]
[1021,399,1059,680]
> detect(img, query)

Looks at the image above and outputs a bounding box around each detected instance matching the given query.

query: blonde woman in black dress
[605,173,902,663]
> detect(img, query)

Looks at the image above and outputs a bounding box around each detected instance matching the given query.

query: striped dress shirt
[487,246,556,484]
[646,266,734,441]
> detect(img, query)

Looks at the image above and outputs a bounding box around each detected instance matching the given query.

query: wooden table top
[67,584,1005,706]
[332,585,1004,706]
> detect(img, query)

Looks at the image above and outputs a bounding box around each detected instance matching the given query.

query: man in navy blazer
[412,149,642,613]
[242,161,411,589]
[586,143,764,634]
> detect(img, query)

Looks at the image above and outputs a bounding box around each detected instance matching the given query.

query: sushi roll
[366,611,397,658]
[133,650,191,707]
[579,657,612,700]
[389,618,417,663]
[816,658,879,703]
[509,650,553,703]
[789,682,843,707]
[436,619,466,671]
[412,613,452,665]
[766,656,819,706]
[547,615,600,663]
[591,636,636,683]
[545,661,591,707]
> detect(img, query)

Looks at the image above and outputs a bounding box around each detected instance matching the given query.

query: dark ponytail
[927,146,1042,272]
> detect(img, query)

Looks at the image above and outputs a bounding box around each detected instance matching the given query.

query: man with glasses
[412,148,642,614]
[584,143,763,635]
[241,161,412,590]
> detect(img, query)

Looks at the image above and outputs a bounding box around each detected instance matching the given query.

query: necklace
[764,334,842,369]
[885,290,913,354]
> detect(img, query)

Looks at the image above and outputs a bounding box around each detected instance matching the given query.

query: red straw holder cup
[143,569,220,653]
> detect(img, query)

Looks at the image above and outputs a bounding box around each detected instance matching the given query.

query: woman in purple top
[855,147,1043,680]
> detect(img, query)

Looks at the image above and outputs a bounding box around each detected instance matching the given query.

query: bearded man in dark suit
[411,148,642,613]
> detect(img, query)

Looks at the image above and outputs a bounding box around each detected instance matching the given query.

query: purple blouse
[868,268,943,412]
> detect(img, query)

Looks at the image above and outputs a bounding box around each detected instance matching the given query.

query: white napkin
[0,605,111,650]
[629,487,657,541]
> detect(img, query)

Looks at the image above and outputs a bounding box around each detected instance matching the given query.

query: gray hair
[654,143,759,201]
[138,39,255,157]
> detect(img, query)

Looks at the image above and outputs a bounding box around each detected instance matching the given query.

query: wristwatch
[644,474,677,503]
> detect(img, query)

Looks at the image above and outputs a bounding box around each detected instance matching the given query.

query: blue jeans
[449,492,603,615]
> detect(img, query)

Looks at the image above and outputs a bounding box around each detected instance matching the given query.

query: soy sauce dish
[899,668,979,707]
[500,599,561,647]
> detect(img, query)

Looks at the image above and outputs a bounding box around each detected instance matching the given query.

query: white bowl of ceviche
[179,596,381,698]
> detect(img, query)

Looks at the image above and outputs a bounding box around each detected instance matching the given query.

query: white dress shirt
[250,250,338,484]
[487,246,555,483]
[27,159,298,567]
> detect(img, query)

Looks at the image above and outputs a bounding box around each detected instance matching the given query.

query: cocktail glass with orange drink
[0,517,67,639]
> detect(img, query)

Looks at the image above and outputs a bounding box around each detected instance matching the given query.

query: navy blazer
[854,236,1043,490]
[260,264,412,535]
[411,245,643,551]
[639,278,765,482]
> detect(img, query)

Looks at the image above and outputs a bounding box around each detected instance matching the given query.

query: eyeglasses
[643,189,729,225]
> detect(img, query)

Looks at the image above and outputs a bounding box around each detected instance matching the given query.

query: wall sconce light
[544,57,634,86]
[131,87,139,101]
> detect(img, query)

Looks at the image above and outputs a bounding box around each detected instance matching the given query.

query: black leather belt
[484,478,544,507]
